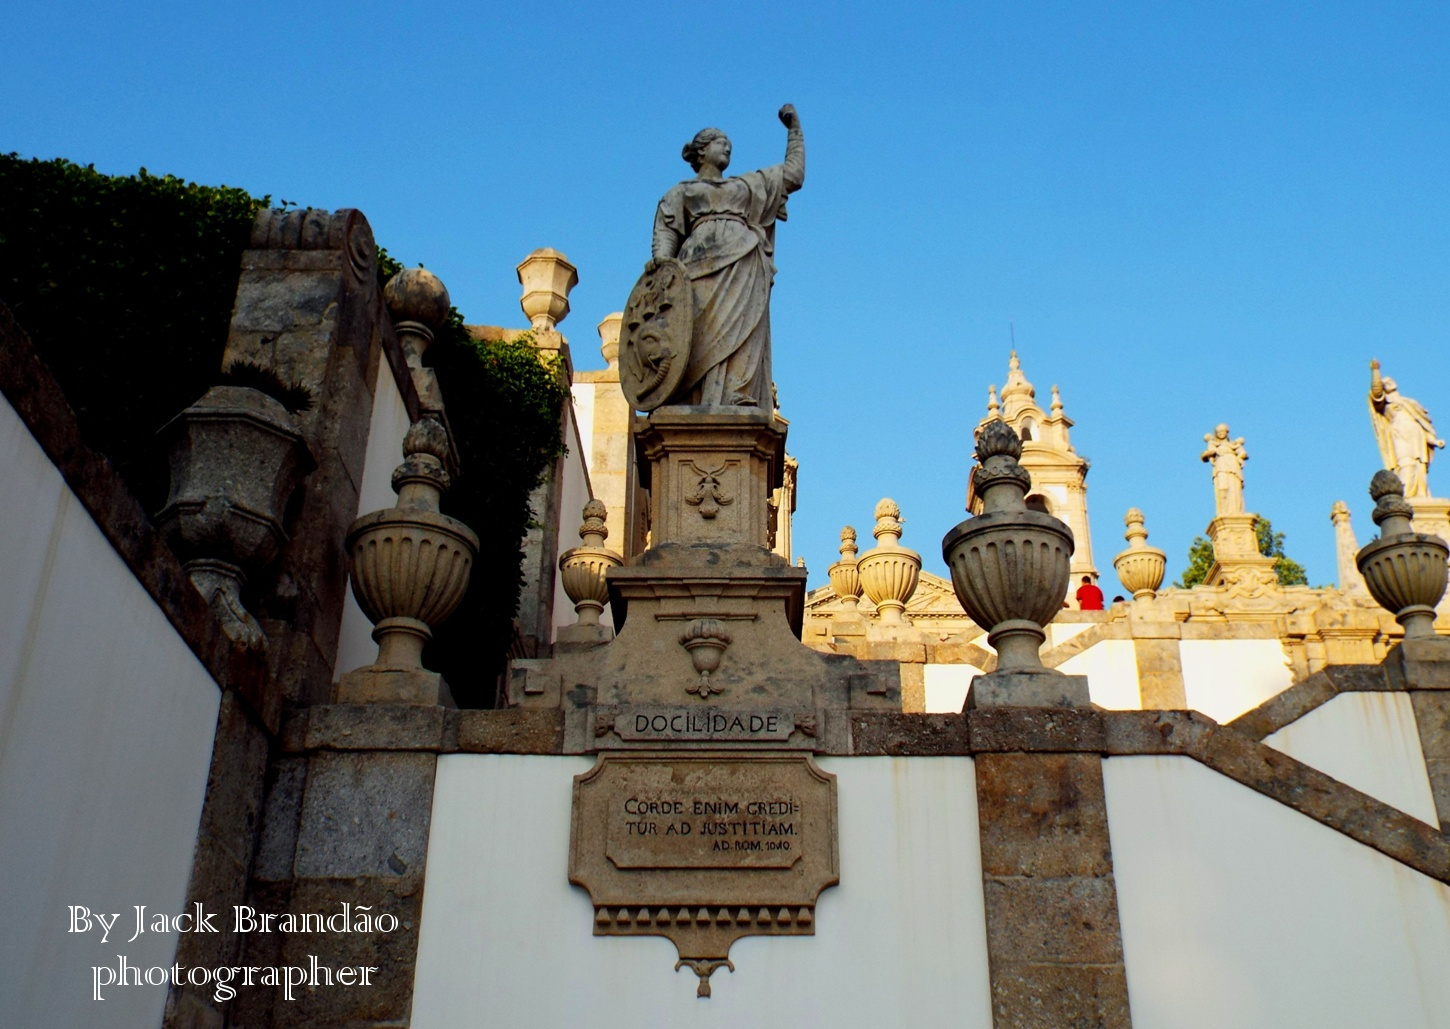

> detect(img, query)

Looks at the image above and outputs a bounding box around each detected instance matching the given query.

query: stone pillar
[1330,500,1369,597]
[975,747,1132,1028]
[219,208,397,708]
[1130,621,1186,708]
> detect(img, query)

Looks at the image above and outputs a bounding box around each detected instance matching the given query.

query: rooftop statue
[1202,423,1248,517]
[1369,359,1444,498]
[620,105,805,410]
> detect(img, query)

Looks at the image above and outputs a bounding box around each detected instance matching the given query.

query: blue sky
[5,2,1448,591]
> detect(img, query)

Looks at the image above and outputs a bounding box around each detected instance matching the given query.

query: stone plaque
[613,706,797,743]
[570,751,838,995]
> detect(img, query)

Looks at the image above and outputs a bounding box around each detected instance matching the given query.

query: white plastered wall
[0,396,222,1029]
[1058,638,1141,709]
[411,754,993,1028]
[1104,755,1450,1028]
[1179,638,1293,723]
[1265,692,1438,825]
[334,351,413,678]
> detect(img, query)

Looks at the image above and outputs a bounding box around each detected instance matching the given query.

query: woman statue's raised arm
[779,104,805,192]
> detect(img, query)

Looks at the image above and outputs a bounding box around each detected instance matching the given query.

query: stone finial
[1051,385,1063,417]
[858,499,921,625]
[986,385,1000,419]
[338,415,479,704]
[597,312,623,368]
[559,498,624,634]
[1331,500,1369,597]
[1356,470,1448,639]
[517,247,578,331]
[999,350,1035,412]
[385,267,452,336]
[942,420,1076,676]
[157,386,316,648]
[1113,507,1167,600]
[828,526,863,609]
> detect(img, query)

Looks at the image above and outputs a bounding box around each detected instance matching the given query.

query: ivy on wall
[1,157,566,700]
[378,251,570,703]
[0,153,266,511]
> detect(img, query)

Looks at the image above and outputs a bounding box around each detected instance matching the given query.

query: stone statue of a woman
[620,105,805,410]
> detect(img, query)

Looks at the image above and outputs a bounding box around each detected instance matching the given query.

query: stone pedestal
[1205,514,1278,589]
[1409,497,1450,544]
[633,406,787,550]
[967,670,1091,710]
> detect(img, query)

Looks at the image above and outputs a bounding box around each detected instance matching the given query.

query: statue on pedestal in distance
[1369,360,1444,498]
[1202,424,1248,517]
[620,105,805,411]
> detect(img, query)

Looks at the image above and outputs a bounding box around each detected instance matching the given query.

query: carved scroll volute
[827,526,862,608]
[1356,470,1449,639]
[856,500,921,625]
[559,499,623,628]
[1113,507,1167,600]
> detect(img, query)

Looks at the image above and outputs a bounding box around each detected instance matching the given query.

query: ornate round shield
[619,258,693,411]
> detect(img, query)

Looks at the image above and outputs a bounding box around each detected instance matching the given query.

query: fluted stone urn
[338,417,478,704]
[157,384,316,647]
[1356,470,1449,640]
[857,500,921,625]
[942,420,1074,672]
[558,499,623,645]
[1113,507,1167,600]
[826,526,863,610]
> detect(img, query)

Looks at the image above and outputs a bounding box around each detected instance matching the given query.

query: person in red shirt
[1075,575,1104,611]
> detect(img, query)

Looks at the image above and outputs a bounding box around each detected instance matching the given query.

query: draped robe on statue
[652,158,795,408]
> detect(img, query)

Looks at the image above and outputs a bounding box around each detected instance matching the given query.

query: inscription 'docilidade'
[614,707,795,743]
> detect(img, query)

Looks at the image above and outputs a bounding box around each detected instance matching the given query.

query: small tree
[1173,537,1215,588]
[1173,517,1307,588]
[1256,517,1308,586]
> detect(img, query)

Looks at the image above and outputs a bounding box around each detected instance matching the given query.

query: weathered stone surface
[1387,636,1450,689]
[982,877,1124,965]
[269,881,424,1029]
[293,752,436,883]
[1228,671,1339,741]
[455,708,565,753]
[253,758,308,882]
[989,962,1132,1029]
[1411,691,1450,830]
[969,707,1104,753]
[1102,710,1213,756]
[976,754,1113,877]
[848,713,972,755]
[1132,636,1186,708]
[302,703,450,752]
[968,670,1092,709]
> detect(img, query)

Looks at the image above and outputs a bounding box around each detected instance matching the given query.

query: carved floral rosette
[942,420,1074,670]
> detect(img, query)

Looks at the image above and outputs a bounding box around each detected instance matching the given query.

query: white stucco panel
[1179,638,1292,723]
[1265,691,1438,826]
[923,663,981,713]
[1104,754,1450,1029]
[1059,638,1141,710]
[0,397,221,1029]
[412,754,992,1028]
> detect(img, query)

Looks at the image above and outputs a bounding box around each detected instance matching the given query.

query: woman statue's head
[682,128,731,173]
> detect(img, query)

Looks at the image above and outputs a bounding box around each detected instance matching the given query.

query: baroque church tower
[970,351,1098,586]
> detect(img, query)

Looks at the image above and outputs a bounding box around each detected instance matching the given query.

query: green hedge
[0,153,266,511]
[377,251,571,703]
[1,155,565,704]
